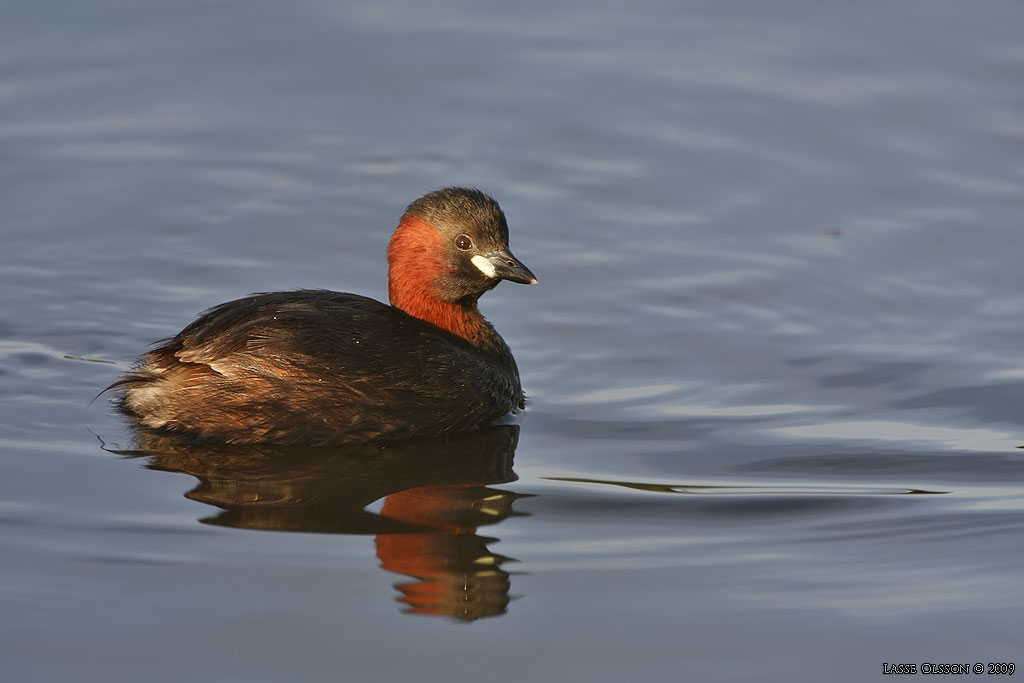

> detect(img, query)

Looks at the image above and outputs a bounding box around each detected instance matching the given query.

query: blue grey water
[3,0,1023,680]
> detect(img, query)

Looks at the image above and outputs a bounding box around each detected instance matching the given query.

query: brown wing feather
[117,290,521,445]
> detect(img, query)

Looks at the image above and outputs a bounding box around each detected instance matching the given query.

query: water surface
[3,1,1024,681]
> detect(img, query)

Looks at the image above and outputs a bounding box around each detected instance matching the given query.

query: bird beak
[473,248,538,285]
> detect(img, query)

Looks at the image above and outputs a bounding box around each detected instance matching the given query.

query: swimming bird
[114,187,537,445]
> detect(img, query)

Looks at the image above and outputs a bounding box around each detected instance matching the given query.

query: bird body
[115,188,536,445]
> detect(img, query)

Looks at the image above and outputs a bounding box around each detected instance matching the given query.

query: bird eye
[455,234,472,250]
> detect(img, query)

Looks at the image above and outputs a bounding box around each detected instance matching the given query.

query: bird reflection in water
[120,424,529,621]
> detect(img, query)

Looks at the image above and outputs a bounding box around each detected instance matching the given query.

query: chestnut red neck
[387,215,496,347]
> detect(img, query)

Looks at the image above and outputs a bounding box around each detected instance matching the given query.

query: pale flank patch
[471,254,497,277]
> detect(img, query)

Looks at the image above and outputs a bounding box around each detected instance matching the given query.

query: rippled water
[3,1,1024,680]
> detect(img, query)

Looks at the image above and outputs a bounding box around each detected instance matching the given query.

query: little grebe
[115,188,537,445]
